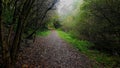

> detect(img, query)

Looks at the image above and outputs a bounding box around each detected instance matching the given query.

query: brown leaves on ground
[16,31,94,68]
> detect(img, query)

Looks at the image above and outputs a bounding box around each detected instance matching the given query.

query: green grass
[57,30,120,68]
[36,30,50,36]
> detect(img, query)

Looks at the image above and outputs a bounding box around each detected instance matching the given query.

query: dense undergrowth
[57,30,120,68]
[36,30,50,36]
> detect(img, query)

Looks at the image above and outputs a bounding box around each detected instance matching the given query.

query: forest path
[16,30,93,68]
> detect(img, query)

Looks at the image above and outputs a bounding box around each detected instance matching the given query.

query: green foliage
[58,1,120,67]
[57,30,120,68]
[61,0,120,55]
[0,0,58,67]
[36,30,50,36]
[53,21,61,29]
[50,14,60,29]
[2,8,14,25]
[78,0,120,55]
[57,30,91,51]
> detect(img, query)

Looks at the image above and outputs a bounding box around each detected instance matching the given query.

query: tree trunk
[0,1,13,68]
[10,17,22,65]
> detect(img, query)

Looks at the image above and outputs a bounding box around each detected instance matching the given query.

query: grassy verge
[36,30,50,36]
[57,30,120,68]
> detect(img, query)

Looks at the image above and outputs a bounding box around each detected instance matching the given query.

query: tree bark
[0,1,12,68]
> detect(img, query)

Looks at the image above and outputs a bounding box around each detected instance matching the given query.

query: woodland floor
[16,30,94,68]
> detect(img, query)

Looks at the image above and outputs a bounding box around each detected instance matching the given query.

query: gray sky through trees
[56,0,83,17]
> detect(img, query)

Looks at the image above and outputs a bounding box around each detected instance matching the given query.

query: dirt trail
[16,30,93,68]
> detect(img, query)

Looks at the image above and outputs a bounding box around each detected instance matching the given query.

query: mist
[56,0,83,17]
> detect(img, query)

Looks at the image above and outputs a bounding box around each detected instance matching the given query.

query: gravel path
[16,30,93,68]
